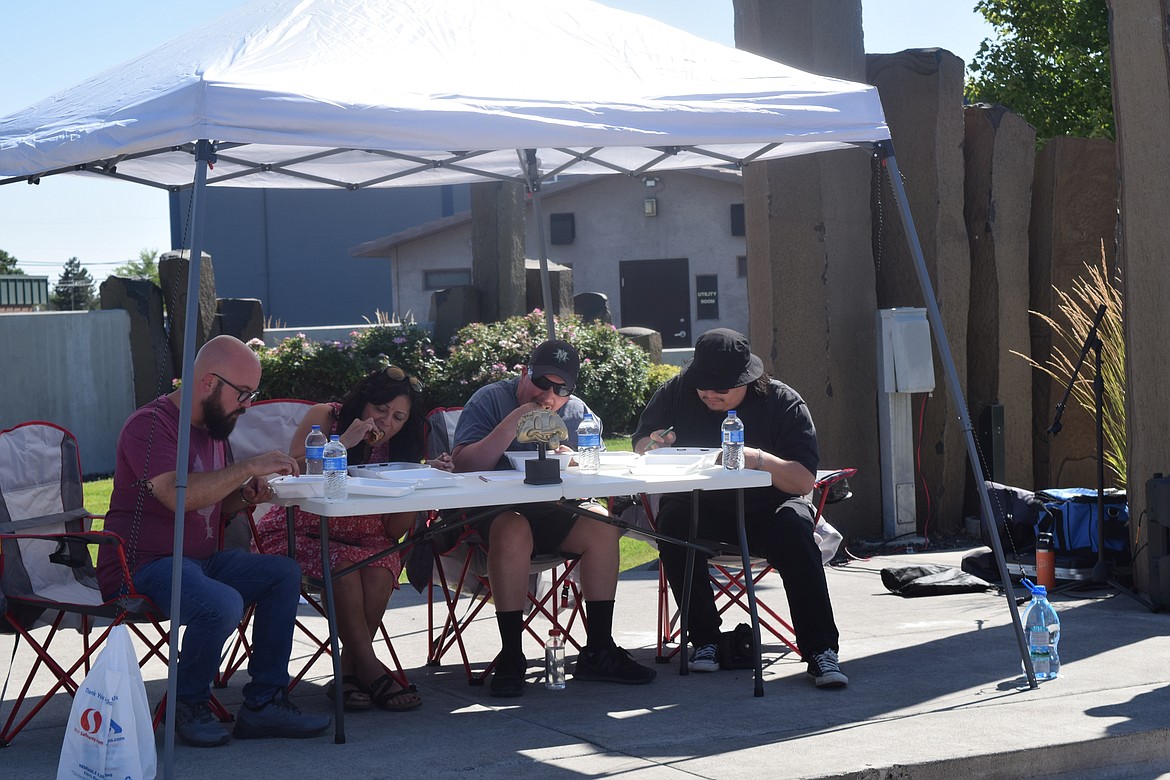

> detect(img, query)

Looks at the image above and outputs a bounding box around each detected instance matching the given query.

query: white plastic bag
[57,624,157,780]
[814,519,844,565]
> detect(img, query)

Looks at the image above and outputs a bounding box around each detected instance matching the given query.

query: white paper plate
[505,450,574,472]
[371,469,463,489]
[631,447,719,475]
[597,451,640,470]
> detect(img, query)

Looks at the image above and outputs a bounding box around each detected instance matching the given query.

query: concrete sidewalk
[4,548,1170,779]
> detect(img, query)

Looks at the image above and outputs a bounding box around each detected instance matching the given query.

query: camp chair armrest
[0,530,123,546]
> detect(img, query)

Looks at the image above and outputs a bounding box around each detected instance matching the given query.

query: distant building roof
[0,275,49,309]
[349,167,741,258]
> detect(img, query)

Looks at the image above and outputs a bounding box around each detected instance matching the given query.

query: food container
[504,450,574,472]
[269,475,325,499]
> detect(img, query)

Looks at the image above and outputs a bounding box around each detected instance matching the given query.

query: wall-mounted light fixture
[644,197,658,217]
[643,177,659,187]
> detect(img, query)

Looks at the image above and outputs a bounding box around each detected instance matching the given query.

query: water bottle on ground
[323,435,348,500]
[576,413,601,475]
[544,629,566,690]
[1021,578,1060,680]
[304,425,327,475]
[721,410,744,470]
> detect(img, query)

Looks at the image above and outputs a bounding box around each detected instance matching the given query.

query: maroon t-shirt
[97,396,229,597]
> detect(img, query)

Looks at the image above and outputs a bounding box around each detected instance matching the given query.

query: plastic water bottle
[576,413,601,475]
[1021,579,1060,680]
[544,629,566,690]
[304,425,327,475]
[721,410,745,470]
[323,435,348,500]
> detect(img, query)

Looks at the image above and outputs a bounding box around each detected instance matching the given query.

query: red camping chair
[216,399,411,692]
[413,407,588,685]
[653,467,857,663]
[0,421,229,746]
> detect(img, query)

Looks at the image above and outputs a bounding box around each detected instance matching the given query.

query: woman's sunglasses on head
[373,365,423,393]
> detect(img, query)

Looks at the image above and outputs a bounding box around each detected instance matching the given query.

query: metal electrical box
[878,308,935,393]
[876,308,934,541]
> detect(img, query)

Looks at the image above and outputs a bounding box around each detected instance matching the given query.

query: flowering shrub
[250,314,658,433]
[252,323,440,404]
[430,311,652,432]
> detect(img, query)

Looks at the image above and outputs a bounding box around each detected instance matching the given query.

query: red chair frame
[653,467,857,663]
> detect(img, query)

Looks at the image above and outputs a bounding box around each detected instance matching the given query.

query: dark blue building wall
[170,185,467,326]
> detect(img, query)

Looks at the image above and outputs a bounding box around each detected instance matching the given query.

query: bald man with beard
[98,335,331,747]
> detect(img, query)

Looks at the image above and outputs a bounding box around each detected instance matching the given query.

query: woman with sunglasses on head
[254,366,452,712]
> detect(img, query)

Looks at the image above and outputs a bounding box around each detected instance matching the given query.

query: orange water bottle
[1036,531,1056,590]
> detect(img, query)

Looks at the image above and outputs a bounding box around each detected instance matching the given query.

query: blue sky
[0,0,993,284]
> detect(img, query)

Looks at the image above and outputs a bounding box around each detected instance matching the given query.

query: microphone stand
[1049,304,1153,610]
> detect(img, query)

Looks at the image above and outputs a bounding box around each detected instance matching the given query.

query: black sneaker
[572,643,657,684]
[232,688,331,739]
[688,643,720,672]
[806,649,848,688]
[490,651,528,698]
[173,699,230,747]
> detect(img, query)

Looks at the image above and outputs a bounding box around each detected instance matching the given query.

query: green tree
[0,248,25,275]
[112,248,161,285]
[965,0,1113,144]
[50,257,98,311]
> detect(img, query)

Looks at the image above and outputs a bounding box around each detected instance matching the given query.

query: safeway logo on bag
[79,708,103,735]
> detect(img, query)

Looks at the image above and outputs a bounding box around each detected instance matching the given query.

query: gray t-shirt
[453,376,600,470]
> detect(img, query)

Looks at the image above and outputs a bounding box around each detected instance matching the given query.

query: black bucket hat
[685,328,764,390]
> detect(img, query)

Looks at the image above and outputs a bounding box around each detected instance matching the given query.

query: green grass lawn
[82,433,658,572]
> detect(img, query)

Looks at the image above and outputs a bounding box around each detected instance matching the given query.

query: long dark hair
[334,369,425,464]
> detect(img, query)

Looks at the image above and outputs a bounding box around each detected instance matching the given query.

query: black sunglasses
[374,365,423,393]
[211,372,260,404]
[531,374,573,397]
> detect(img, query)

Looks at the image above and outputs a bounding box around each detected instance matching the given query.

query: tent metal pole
[163,139,214,778]
[524,149,556,339]
[879,143,1037,688]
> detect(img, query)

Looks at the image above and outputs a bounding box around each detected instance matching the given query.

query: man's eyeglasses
[375,365,423,393]
[531,374,573,398]
[212,373,261,404]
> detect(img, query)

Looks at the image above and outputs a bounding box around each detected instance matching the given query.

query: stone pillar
[470,181,525,323]
[215,298,265,344]
[734,0,880,540]
[159,250,217,381]
[962,105,1036,502]
[1028,138,1118,489]
[524,260,572,317]
[868,49,971,534]
[99,276,173,407]
[1109,0,1170,596]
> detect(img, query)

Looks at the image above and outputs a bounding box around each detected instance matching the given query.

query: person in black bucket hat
[632,328,848,688]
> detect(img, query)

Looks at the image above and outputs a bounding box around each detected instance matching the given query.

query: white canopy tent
[0,0,1032,767]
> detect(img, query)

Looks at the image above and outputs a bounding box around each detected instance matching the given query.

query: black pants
[656,494,839,661]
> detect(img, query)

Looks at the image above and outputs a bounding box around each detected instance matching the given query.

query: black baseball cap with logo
[528,339,580,389]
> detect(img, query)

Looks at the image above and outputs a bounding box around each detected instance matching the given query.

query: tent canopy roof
[0,0,889,191]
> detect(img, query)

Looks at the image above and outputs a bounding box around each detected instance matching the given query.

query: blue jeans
[134,548,302,706]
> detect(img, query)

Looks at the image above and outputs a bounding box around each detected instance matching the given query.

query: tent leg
[879,143,1037,689]
[163,139,215,779]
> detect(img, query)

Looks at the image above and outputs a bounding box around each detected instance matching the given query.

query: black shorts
[442,500,603,559]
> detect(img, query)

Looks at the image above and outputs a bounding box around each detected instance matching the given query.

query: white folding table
[276,465,771,742]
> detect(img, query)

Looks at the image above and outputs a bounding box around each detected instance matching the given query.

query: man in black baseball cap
[632,328,847,689]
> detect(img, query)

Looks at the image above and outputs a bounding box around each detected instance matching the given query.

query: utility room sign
[696,274,718,320]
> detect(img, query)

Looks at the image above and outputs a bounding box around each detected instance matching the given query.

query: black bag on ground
[880,563,993,597]
[983,481,1048,553]
[719,623,755,669]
